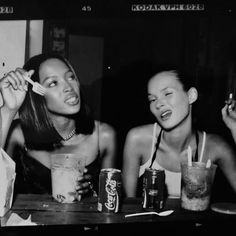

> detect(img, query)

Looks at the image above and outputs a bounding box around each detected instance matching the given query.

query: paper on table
[0,93,3,107]
[6,213,37,226]
[0,148,16,217]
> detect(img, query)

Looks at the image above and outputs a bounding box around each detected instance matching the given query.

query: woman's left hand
[76,168,94,196]
[222,104,236,131]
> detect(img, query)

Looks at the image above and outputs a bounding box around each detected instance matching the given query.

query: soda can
[142,168,165,211]
[97,168,122,213]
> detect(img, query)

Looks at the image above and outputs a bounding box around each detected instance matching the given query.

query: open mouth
[160,110,172,120]
[65,95,79,105]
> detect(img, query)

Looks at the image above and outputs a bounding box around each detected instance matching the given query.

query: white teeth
[66,97,76,103]
[161,111,169,117]
[161,110,172,119]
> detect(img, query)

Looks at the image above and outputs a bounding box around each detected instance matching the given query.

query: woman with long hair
[1,53,117,197]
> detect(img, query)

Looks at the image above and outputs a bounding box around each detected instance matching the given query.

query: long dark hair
[19,53,95,150]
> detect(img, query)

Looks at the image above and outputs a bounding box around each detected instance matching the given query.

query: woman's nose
[63,81,73,92]
[155,99,164,109]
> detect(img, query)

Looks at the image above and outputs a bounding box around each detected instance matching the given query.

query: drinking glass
[51,153,86,203]
[181,161,217,211]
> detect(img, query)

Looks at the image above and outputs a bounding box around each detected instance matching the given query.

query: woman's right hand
[0,69,34,111]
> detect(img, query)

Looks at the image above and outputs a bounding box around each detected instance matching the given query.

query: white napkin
[6,213,37,226]
[0,148,16,217]
[0,93,3,107]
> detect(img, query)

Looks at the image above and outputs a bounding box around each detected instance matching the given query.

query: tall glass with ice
[180,162,217,211]
[50,153,85,203]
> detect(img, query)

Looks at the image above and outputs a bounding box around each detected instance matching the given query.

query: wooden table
[1,194,236,234]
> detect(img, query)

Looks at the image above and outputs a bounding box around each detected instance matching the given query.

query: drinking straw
[206,159,211,168]
[199,131,206,163]
[187,145,192,166]
[150,123,157,159]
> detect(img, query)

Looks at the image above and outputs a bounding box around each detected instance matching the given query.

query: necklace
[62,128,76,141]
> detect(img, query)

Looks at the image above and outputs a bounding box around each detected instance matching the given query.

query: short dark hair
[148,65,200,129]
[148,65,197,92]
[173,68,197,91]
[19,53,95,150]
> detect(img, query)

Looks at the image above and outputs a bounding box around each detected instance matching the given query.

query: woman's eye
[149,98,156,103]
[48,81,57,87]
[68,75,76,81]
[165,92,172,96]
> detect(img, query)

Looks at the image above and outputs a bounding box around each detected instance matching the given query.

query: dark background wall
[49,16,236,151]
[26,1,236,201]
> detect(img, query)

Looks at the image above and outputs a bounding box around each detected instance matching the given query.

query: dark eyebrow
[148,87,169,95]
[41,75,57,84]
[148,93,156,97]
[41,69,73,84]
[161,87,169,91]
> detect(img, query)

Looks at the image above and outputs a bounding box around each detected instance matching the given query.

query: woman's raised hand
[222,103,236,131]
[0,69,34,111]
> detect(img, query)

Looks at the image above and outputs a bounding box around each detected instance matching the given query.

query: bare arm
[211,135,236,194]
[99,122,117,169]
[0,105,15,148]
[0,69,33,148]
[1,107,19,148]
[221,104,236,144]
[122,129,142,197]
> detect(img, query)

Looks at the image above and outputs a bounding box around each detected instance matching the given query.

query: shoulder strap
[194,131,199,162]
[150,123,157,159]
[149,128,163,169]
[97,121,101,157]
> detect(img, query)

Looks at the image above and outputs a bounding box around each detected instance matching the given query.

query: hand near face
[222,103,236,131]
[0,69,34,111]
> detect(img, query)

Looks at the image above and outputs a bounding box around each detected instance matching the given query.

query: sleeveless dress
[13,144,101,196]
[137,123,207,198]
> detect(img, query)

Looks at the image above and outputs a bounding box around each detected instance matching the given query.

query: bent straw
[150,123,157,159]
[187,145,192,166]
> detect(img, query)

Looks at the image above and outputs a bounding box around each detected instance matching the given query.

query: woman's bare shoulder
[205,132,235,157]
[95,120,116,139]
[206,132,230,147]
[126,123,160,143]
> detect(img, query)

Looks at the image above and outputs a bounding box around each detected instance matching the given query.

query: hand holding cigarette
[226,93,236,113]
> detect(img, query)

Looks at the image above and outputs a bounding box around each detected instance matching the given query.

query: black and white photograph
[0,0,236,235]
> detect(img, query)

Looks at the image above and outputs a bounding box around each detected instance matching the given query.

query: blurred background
[1,0,236,201]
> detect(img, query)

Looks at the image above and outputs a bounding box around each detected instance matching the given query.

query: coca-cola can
[142,168,165,211]
[97,168,122,213]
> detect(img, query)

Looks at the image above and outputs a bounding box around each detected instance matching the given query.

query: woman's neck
[162,119,195,153]
[50,115,76,138]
